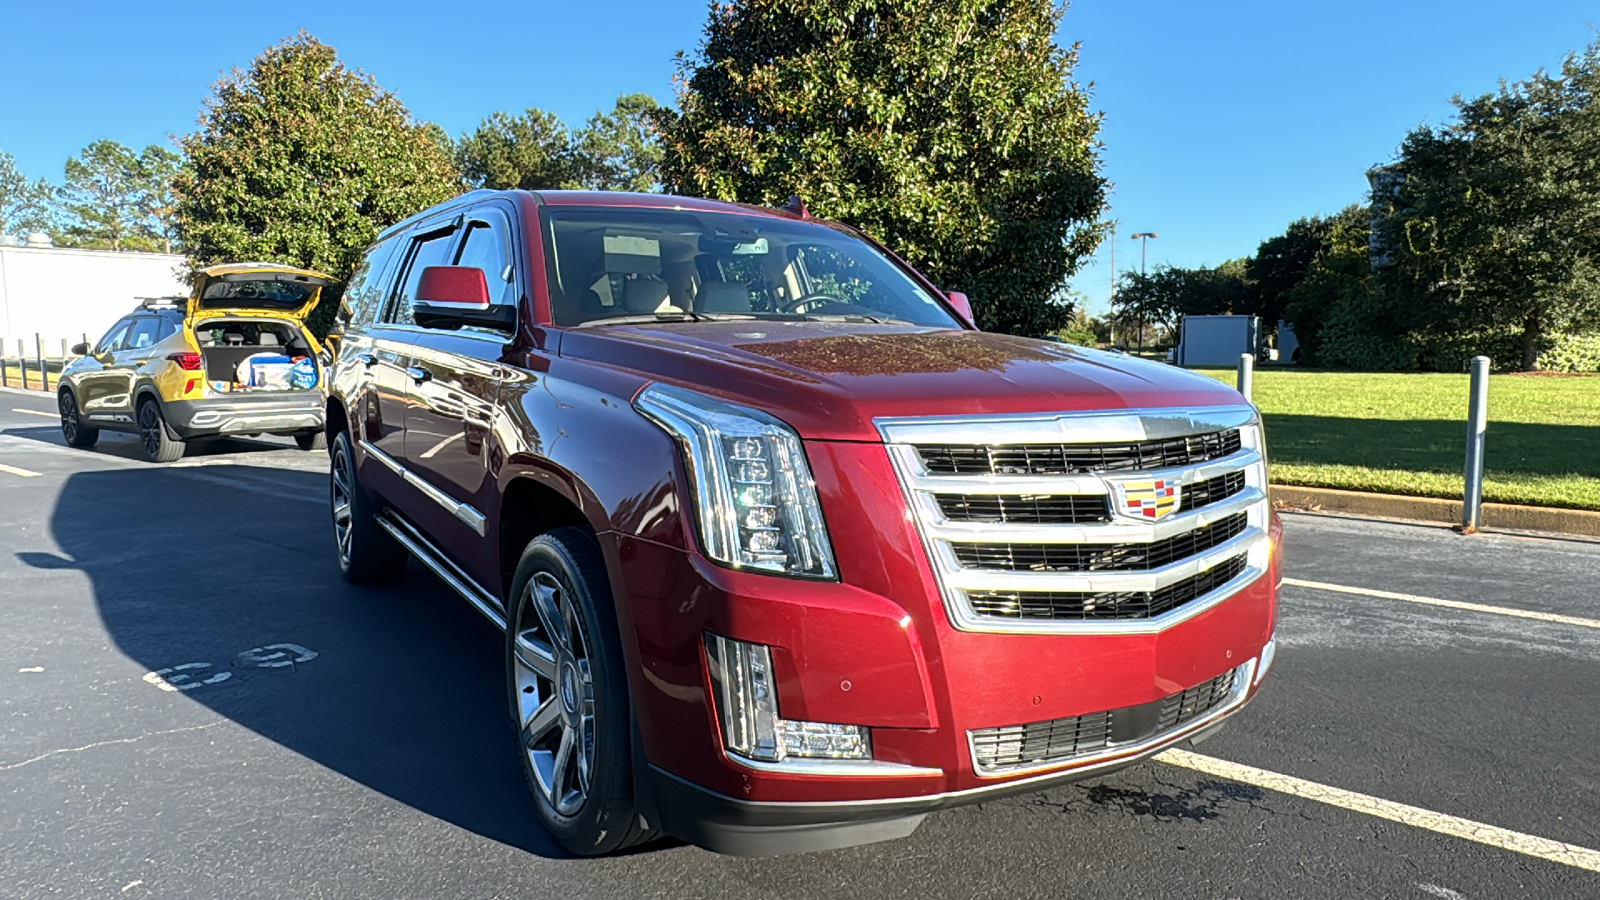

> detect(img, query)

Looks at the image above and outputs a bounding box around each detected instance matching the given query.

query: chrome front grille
[877,406,1270,634]
[970,666,1248,775]
[917,429,1242,475]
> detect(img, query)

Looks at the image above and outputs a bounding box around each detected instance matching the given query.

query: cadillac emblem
[1116,478,1181,521]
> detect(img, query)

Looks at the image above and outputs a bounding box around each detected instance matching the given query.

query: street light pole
[1130,232,1158,354]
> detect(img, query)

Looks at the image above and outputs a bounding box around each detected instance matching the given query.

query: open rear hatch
[189,264,331,321]
[188,264,334,394]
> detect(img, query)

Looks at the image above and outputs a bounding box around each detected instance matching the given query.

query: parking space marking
[10,408,57,418]
[1284,577,1600,631]
[1159,749,1600,874]
[0,460,42,477]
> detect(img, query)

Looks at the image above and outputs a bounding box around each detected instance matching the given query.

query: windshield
[540,206,961,328]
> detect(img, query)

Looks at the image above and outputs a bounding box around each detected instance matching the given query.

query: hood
[559,322,1246,441]
[189,263,332,321]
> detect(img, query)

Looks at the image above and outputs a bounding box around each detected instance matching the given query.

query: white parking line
[10,408,57,418]
[0,460,42,478]
[1284,577,1600,631]
[1159,749,1600,874]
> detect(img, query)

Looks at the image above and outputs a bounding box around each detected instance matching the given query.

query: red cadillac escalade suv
[324,189,1281,856]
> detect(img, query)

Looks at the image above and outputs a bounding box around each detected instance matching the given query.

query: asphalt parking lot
[1,390,1598,899]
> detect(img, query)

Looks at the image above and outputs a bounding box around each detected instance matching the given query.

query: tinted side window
[124,318,163,351]
[453,215,514,306]
[346,236,402,327]
[382,228,458,326]
[155,314,180,343]
[95,319,134,354]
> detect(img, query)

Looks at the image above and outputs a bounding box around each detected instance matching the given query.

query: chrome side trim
[727,754,943,779]
[874,404,1259,446]
[967,659,1256,778]
[375,513,506,630]
[360,438,487,536]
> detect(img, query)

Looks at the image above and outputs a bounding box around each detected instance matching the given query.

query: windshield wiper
[580,312,706,327]
[800,314,910,325]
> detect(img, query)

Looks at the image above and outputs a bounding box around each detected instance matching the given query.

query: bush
[1057,326,1097,347]
[1537,332,1600,372]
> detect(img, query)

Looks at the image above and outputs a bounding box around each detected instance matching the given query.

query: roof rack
[136,296,186,309]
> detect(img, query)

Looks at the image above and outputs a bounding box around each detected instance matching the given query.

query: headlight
[635,384,837,578]
[704,632,871,762]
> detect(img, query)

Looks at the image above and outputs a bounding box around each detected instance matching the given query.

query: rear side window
[124,317,163,351]
[382,228,458,326]
[346,236,402,326]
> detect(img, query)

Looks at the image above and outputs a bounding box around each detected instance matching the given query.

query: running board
[375,512,507,630]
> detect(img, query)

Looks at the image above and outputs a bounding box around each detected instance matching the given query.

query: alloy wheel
[59,392,79,443]
[512,571,596,817]
[138,404,162,458]
[330,443,354,567]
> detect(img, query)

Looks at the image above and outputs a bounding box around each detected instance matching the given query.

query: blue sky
[1,1,1596,312]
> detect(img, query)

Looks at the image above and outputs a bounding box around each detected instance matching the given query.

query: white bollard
[1462,356,1490,532]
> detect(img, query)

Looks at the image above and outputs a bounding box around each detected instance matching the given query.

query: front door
[400,203,521,590]
[78,316,145,427]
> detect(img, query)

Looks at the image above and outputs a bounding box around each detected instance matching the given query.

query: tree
[658,0,1109,337]
[0,150,55,238]
[174,33,460,334]
[573,94,664,192]
[1110,260,1254,347]
[60,140,150,251]
[1378,39,1600,370]
[1249,214,1334,329]
[457,108,579,190]
[136,146,181,254]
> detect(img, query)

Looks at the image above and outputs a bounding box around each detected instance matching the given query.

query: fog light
[704,632,871,763]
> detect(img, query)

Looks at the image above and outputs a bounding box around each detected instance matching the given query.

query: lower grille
[952,512,1248,572]
[970,668,1240,773]
[968,554,1249,621]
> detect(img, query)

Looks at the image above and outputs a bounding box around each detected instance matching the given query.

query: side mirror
[70,342,89,356]
[413,266,517,333]
[944,291,976,329]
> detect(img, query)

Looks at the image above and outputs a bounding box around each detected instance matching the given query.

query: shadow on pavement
[27,465,571,858]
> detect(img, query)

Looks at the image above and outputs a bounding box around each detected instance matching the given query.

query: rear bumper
[164,395,323,439]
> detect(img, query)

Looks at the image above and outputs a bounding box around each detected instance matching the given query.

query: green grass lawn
[1195,368,1600,510]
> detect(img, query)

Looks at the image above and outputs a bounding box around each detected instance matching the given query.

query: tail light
[167,352,202,371]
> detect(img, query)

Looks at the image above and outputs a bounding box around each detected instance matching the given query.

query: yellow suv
[57,263,333,462]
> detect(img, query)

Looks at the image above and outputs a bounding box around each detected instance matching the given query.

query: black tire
[295,431,327,452]
[506,527,655,856]
[136,398,185,463]
[59,389,98,448]
[329,430,407,582]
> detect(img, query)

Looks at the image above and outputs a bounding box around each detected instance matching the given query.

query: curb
[1269,485,1600,539]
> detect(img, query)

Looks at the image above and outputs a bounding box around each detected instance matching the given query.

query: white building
[0,237,188,358]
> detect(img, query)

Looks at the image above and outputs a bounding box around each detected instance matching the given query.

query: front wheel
[137,399,185,463]
[59,390,98,448]
[507,528,655,856]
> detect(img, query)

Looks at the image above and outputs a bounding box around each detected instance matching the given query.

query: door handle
[355,352,378,368]
[406,366,433,384]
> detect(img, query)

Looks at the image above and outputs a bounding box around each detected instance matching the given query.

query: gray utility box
[1176,315,1260,367]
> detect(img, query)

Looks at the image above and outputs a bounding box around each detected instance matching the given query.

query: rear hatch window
[194,271,328,318]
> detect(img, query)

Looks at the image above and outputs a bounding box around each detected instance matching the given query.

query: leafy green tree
[136,146,182,254]
[1249,214,1336,328]
[457,108,579,190]
[573,93,664,192]
[60,140,151,251]
[658,0,1109,337]
[1111,260,1255,347]
[0,150,55,238]
[174,33,460,333]
[1378,39,1600,370]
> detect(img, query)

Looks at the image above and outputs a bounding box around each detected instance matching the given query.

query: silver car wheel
[512,571,596,817]
[330,442,355,567]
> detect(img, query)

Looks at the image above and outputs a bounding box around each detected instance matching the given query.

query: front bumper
[648,647,1269,856]
[164,394,323,439]
[611,532,1278,855]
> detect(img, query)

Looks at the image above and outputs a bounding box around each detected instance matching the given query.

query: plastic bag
[290,357,318,390]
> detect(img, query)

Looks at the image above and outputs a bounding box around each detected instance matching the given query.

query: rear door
[400,202,521,588]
